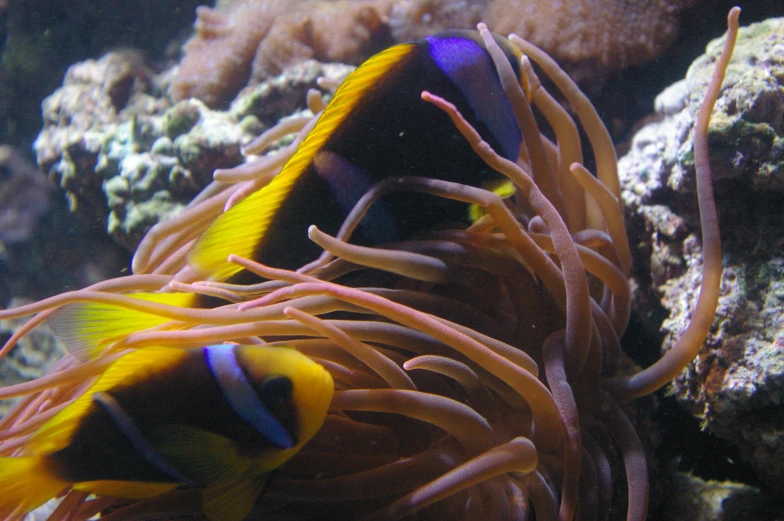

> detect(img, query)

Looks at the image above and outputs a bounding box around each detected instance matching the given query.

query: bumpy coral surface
[620,17,784,492]
[34,51,353,251]
[171,0,395,106]
[0,146,127,307]
[172,0,699,107]
[393,0,696,66]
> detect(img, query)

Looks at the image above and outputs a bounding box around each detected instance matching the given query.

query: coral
[393,0,696,68]
[34,49,354,251]
[249,0,393,83]
[172,0,699,107]
[0,146,126,306]
[619,17,784,492]
[171,0,395,107]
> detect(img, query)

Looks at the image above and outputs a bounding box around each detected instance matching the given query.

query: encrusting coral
[0,7,740,521]
[172,0,699,107]
[34,50,354,251]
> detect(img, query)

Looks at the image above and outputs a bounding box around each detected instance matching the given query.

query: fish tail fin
[0,456,68,518]
[47,292,198,361]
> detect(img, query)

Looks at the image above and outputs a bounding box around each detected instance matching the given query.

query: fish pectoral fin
[202,473,271,521]
[154,424,247,483]
[71,480,179,499]
[469,179,516,223]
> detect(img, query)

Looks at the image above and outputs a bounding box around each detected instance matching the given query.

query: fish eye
[260,374,293,407]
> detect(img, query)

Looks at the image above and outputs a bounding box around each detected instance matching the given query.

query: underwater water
[0,1,783,520]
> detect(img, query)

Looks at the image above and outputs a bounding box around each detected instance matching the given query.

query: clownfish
[0,344,334,521]
[189,30,524,281]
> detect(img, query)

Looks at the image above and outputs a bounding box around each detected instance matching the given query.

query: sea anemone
[0,9,740,521]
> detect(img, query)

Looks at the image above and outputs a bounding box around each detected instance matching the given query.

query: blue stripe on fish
[426,34,521,162]
[92,391,190,483]
[204,345,295,449]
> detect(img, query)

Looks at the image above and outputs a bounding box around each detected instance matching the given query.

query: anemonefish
[0,344,334,521]
[189,30,524,281]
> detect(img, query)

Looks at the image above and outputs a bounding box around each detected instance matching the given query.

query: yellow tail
[0,456,68,518]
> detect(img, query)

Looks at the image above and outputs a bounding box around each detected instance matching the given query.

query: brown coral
[171,0,395,107]
[391,0,697,69]
[172,0,698,108]
[169,1,280,108]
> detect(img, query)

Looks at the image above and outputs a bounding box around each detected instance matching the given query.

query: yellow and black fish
[189,30,524,280]
[0,344,334,521]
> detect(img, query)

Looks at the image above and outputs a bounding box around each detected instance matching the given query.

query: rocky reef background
[620,15,784,520]
[1,1,783,519]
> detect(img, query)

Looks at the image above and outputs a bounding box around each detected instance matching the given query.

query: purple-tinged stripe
[426,34,521,162]
[204,345,294,449]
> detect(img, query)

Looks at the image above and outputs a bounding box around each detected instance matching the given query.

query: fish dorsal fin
[202,474,271,521]
[153,424,247,484]
[28,346,187,454]
[48,292,198,361]
[188,42,417,281]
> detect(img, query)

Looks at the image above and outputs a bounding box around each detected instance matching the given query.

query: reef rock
[34,50,353,251]
[0,146,52,244]
[663,472,774,521]
[0,146,127,306]
[620,17,784,491]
